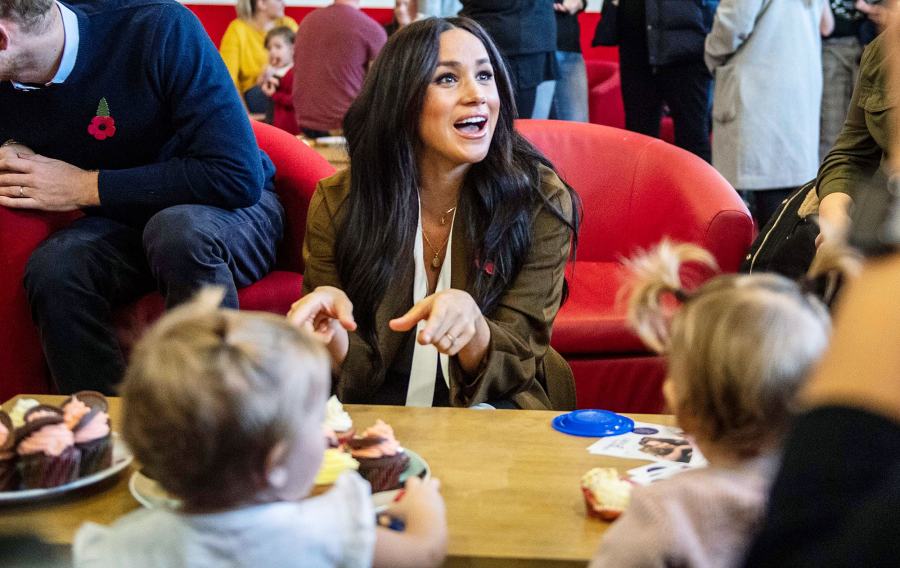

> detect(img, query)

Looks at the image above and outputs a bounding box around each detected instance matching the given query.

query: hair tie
[673,288,691,303]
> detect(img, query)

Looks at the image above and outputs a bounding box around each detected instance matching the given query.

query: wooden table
[0,395,674,567]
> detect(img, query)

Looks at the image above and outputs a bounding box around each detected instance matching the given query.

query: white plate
[0,433,133,503]
[129,448,429,512]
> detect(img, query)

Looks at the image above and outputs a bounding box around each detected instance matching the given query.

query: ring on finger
[18,186,24,198]
[443,333,456,346]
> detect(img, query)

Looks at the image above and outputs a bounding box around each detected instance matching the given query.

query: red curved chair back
[516,119,752,271]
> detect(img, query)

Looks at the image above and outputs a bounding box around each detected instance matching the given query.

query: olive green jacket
[302,167,576,410]
[818,34,894,200]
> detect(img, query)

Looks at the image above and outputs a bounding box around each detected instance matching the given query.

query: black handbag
[741,180,819,279]
[591,0,619,47]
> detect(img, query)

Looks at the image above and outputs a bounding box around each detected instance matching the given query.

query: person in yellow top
[219,0,298,114]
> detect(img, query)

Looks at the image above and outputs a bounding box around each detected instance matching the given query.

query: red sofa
[0,122,334,401]
[517,119,754,412]
[585,59,675,145]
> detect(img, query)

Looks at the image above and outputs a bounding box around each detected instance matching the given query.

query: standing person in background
[460,0,558,119]
[292,0,387,138]
[421,0,461,17]
[261,26,298,135]
[615,0,718,162]
[820,1,867,162]
[706,0,825,226]
[219,0,297,116]
[550,0,589,122]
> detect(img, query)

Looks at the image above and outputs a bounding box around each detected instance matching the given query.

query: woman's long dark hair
[339,17,580,365]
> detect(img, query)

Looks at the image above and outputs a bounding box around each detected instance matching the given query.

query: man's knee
[24,234,92,301]
[143,205,219,266]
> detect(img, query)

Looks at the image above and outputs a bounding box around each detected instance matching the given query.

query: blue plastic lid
[552,409,635,438]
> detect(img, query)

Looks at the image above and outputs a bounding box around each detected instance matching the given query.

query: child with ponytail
[589,240,851,568]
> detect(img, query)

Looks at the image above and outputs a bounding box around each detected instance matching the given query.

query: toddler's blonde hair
[121,288,329,510]
[625,240,850,456]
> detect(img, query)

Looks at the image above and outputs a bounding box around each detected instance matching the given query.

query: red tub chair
[517,119,753,413]
[0,122,334,400]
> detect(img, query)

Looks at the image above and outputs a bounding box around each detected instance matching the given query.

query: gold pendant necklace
[422,227,449,270]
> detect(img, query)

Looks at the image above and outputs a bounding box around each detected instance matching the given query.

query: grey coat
[706,0,824,190]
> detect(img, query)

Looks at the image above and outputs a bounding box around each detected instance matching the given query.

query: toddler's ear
[265,441,289,489]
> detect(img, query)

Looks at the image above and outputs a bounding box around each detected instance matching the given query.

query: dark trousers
[619,59,712,163]
[741,188,794,228]
[23,191,284,395]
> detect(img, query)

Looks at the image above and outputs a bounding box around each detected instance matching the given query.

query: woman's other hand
[856,0,889,30]
[287,286,357,366]
[389,289,491,373]
[816,191,853,247]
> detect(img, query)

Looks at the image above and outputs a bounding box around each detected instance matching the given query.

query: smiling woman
[289,17,581,410]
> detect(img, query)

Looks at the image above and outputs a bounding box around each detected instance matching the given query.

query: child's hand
[385,476,445,524]
[261,77,278,97]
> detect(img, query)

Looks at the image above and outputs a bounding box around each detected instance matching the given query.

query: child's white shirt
[270,63,293,79]
[73,471,375,568]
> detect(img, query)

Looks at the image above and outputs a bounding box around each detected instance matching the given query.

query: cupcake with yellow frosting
[581,467,632,521]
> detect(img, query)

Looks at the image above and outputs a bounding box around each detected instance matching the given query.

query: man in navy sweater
[0,0,284,394]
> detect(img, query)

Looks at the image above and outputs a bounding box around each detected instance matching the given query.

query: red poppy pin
[87,97,116,141]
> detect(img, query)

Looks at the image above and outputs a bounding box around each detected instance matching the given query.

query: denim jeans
[23,191,284,394]
[550,51,589,123]
[532,80,557,120]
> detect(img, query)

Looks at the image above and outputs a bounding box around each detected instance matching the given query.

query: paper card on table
[626,462,693,486]
[586,421,707,467]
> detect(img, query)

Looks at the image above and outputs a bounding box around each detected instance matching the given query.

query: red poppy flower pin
[87,97,116,141]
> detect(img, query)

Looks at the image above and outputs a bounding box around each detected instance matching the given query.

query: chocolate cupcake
[16,416,81,489]
[348,420,409,492]
[23,404,64,424]
[63,394,112,476]
[0,411,19,491]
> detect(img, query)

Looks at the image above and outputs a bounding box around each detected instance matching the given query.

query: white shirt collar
[12,2,79,91]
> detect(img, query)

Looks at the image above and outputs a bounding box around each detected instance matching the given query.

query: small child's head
[626,240,836,459]
[265,26,295,68]
[121,288,329,511]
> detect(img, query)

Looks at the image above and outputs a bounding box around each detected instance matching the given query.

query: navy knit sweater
[0,0,274,225]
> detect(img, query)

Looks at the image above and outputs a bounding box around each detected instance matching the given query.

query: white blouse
[405,198,454,406]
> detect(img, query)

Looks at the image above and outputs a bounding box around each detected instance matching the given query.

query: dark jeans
[23,191,284,395]
[619,59,712,163]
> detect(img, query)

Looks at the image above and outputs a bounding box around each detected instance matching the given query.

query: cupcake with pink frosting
[16,415,81,489]
[63,392,112,476]
[347,420,409,492]
[23,404,64,424]
[0,411,18,491]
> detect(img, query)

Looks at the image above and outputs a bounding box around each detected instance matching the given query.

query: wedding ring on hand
[444,334,456,347]
[18,186,24,198]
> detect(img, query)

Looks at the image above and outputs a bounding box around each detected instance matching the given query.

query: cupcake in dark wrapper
[348,420,409,492]
[16,416,81,489]
[23,404,64,424]
[0,411,18,491]
[63,394,112,476]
